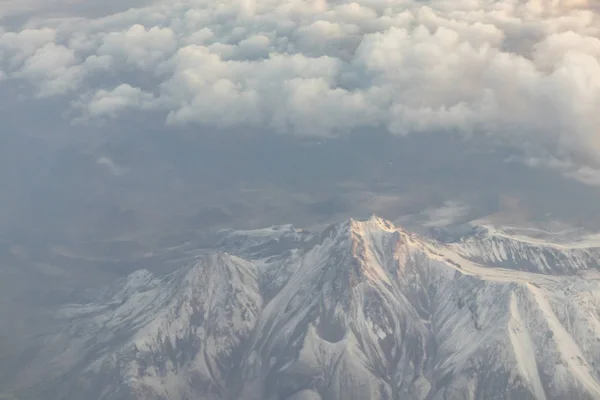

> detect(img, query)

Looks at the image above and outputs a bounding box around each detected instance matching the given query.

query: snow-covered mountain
[15,216,600,400]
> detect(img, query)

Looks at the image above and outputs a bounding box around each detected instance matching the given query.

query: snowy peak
[349,215,398,232]
[292,215,409,292]
[321,215,403,241]
[18,216,600,400]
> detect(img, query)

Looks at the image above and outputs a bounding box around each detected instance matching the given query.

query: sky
[0,0,600,242]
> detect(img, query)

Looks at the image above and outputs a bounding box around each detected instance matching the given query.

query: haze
[0,0,600,398]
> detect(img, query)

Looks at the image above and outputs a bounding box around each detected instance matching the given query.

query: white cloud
[15,42,84,96]
[96,155,125,175]
[1,0,599,167]
[96,24,177,71]
[75,83,155,120]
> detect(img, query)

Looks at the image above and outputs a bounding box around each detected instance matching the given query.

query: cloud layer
[1,0,599,165]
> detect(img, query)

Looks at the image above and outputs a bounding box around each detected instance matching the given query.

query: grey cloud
[0,0,599,167]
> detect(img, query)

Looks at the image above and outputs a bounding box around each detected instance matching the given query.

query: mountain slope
[19,253,261,400]
[449,225,600,274]
[16,217,600,400]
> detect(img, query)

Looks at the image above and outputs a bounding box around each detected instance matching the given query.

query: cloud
[422,201,470,228]
[96,155,125,175]
[75,83,156,120]
[0,0,599,167]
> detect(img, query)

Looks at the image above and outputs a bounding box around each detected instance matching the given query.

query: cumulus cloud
[1,0,599,167]
[75,83,156,120]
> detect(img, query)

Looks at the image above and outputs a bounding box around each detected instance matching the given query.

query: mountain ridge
[13,216,600,400]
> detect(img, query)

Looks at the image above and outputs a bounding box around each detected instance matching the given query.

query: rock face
[17,217,600,400]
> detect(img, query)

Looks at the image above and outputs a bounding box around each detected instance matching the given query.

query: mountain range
[12,216,600,400]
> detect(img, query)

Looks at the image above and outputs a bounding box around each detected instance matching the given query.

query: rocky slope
[15,216,600,400]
